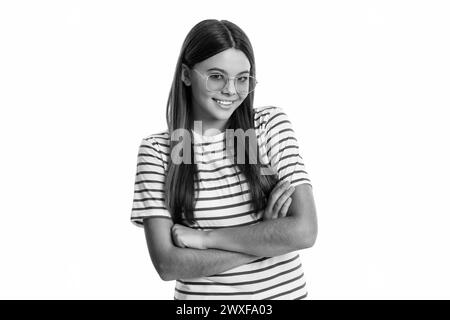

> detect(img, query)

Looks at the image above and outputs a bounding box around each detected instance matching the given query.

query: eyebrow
[206,68,250,75]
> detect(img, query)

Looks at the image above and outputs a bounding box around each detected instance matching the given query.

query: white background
[1,0,449,299]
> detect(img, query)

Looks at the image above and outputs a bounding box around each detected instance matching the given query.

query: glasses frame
[192,68,258,95]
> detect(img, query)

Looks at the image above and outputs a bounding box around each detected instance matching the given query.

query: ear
[181,63,191,86]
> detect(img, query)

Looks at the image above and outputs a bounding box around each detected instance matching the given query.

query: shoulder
[253,105,289,129]
[139,130,170,162]
[141,130,170,148]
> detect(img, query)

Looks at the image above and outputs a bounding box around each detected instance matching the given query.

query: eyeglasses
[192,69,257,95]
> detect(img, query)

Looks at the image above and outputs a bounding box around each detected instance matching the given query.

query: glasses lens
[206,74,257,94]
[206,74,227,92]
[236,75,257,95]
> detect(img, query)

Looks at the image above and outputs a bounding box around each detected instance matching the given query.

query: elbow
[293,219,318,250]
[159,272,175,282]
[154,263,170,281]
[155,261,177,281]
[153,257,177,281]
[156,265,175,281]
[303,229,317,249]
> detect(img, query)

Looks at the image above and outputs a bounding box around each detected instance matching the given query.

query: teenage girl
[131,19,318,300]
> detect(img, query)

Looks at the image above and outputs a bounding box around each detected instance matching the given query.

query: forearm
[204,216,315,257]
[160,246,260,281]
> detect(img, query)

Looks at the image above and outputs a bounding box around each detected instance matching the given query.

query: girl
[131,19,318,300]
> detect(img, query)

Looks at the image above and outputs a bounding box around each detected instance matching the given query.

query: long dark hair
[164,19,278,225]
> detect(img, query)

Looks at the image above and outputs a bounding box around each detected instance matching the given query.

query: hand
[171,223,209,250]
[263,180,295,220]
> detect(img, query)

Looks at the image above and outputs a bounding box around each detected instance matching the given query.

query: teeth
[214,99,233,106]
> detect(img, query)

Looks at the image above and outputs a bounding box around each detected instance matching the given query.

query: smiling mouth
[212,98,237,107]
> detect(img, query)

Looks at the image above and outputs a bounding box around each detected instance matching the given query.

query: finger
[171,225,185,247]
[263,207,276,220]
[172,231,185,248]
[272,186,295,217]
[266,180,290,213]
[171,224,180,237]
[278,197,292,218]
[263,181,289,220]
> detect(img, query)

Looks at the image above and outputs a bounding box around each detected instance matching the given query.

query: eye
[237,76,249,82]
[209,74,224,80]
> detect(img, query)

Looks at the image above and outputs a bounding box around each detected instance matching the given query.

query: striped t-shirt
[131,106,312,300]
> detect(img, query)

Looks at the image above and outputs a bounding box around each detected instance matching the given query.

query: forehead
[195,48,251,74]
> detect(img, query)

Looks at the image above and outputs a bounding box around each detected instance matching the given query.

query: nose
[222,78,237,95]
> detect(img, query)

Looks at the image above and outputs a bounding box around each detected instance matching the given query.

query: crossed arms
[143,183,317,281]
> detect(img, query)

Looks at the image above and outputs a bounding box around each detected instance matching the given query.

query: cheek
[191,82,214,102]
[235,96,247,106]
[192,78,208,94]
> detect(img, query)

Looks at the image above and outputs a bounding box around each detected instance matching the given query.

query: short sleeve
[263,107,312,188]
[130,137,172,228]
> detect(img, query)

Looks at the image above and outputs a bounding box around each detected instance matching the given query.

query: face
[182,48,251,135]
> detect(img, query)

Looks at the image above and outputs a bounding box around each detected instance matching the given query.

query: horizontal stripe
[194,154,230,165]
[131,215,171,221]
[193,134,263,146]
[195,189,250,201]
[154,142,170,149]
[266,128,294,144]
[266,120,292,137]
[136,170,165,177]
[262,281,306,300]
[138,144,160,154]
[211,255,300,277]
[197,255,302,286]
[193,199,252,212]
[134,180,164,185]
[261,110,282,132]
[279,170,309,181]
[269,145,299,163]
[134,188,164,194]
[193,139,225,147]
[266,136,297,156]
[278,154,301,163]
[264,112,285,128]
[247,257,270,264]
[195,180,246,191]
[144,132,169,140]
[192,205,254,219]
[191,217,262,229]
[188,209,255,221]
[194,146,227,155]
[254,109,275,122]
[294,292,308,300]
[178,266,303,287]
[143,148,170,157]
[291,179,312,186]
[278,161,302,173]
[194,171,242,183]
[132,205,167,211]
[133,197,164,202]
[137,152,168,164]
[136,162,165,170]
[196,163,240,173]
[175,274,303,297]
